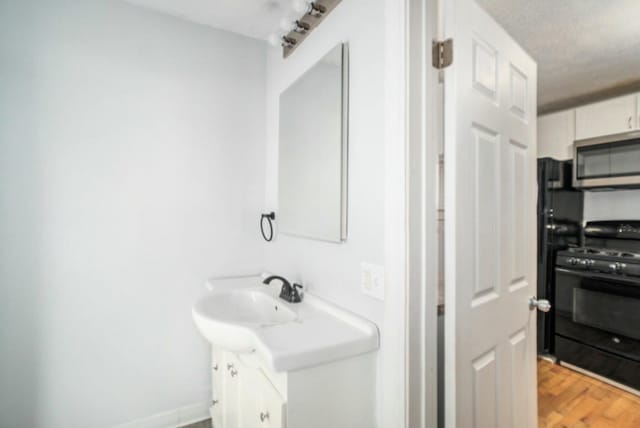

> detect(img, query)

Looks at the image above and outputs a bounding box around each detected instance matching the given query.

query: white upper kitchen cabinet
[538,110,575,159]
[575,94,638,140]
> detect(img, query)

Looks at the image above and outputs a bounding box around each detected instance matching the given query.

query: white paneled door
[443,0,538,427]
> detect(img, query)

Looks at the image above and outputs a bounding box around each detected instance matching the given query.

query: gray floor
[180,419,212,428]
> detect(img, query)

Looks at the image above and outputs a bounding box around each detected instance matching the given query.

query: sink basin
[193,289,297,352]
[192,275,379,371]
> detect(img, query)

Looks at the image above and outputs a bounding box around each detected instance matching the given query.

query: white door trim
[381,0,410,426]
[406,0,441,427]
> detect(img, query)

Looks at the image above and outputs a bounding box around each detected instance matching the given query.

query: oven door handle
[555,267,640,287]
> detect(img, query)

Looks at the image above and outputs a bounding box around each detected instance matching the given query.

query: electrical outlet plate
[361,262,385,301]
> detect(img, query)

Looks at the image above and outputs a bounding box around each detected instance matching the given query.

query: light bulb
[292,0,312,15]
[280,17,296,32]
[268,33,283,47]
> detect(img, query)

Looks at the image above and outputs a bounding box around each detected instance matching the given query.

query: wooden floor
[186,361,640,428]
[538,359,640,427]
[180,420,211,428]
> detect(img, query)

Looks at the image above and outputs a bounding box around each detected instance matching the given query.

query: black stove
[566,247,640,258]
[554,221,640,391]
[557,246,640,277]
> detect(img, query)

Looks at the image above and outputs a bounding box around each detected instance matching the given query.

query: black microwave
[573,130,640,189]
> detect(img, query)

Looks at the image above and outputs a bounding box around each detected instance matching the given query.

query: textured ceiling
[477,0,640,113]
[123,0,296,40]
[124,0,640,113]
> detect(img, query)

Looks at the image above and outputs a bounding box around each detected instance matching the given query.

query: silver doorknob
[529,297,551,312]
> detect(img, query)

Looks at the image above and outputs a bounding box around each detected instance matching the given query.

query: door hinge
[432,39,453,69]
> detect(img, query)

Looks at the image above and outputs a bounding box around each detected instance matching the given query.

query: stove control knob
[609,262,626,273]
[567,257,578,266]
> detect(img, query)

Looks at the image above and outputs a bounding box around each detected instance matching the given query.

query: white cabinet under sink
[211,350,286,428]
[211,351,224,427]
[575,94,638,140]
[195,275,379,428]
[209,348,376,428]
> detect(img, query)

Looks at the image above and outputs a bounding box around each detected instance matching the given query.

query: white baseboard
[112,402,210,428]
[560,361,640,397]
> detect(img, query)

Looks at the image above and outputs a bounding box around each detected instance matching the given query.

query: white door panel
[443,0,537,427]
[223,354,241,428]
[244,369,286,428]
[211,350,225,428]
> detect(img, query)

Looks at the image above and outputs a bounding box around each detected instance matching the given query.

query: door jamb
[406,0,441,426]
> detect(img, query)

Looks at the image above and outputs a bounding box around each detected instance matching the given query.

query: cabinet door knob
[212,399,219,406]
[227,363,234,370]
[213,364,219,371]
[260,412,270,422]
[229,368,238,377]
[629,116,633,129]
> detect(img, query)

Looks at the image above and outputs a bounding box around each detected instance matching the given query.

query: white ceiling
[123,0,296,41]
[477,0,640,113]
[124,0,640,113]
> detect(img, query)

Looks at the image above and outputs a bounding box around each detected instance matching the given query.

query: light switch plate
[361,262,385,301]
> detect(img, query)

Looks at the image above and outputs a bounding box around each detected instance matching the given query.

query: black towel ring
[260,212,275,242]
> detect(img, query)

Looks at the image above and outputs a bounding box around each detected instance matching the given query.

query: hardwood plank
[538,359,640,428]
[180,420,212,428]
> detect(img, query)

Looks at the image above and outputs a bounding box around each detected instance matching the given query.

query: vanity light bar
[282,0,342,58]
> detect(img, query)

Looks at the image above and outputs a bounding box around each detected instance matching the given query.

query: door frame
[406,1,541,427]
[406,0,441,426]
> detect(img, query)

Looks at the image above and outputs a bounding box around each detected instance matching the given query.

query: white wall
[265,0,385,341]
[584,190,640,221]
[264,0,406,425]
[0,1,265,426]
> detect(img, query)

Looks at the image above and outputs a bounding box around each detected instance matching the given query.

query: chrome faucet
[262,275,303,303]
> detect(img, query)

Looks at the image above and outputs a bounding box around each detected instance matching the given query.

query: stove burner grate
[566,247,640,259]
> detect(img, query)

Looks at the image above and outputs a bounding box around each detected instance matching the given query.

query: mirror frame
[339,42,349,241]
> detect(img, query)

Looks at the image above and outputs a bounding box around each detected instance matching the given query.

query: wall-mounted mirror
[278,43,348,242]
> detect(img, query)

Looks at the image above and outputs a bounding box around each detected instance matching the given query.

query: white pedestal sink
[192,274,379,371]
[192,274,380,428]
[192,289,297,353]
